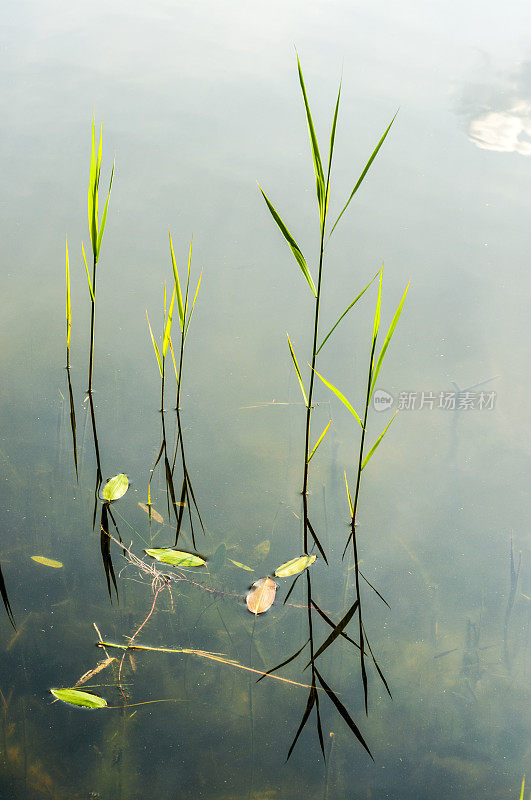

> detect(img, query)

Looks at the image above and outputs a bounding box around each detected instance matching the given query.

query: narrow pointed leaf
[183,235,193,322]
[369,281,410,397]
[168,337,179,385]
[259,186,317,296]
[344,470,353,517]
[283,572,302,604]
[372,268,383,347]
[162,286,176,358]
[101,473,129,502]
[145,548,206,567]
[327,76,342,183]
[274,555,316,578]
[286,686,317,761]
[146,310,163,377]
[287,333,308,407]
[313,368,362,428]
[307,419,332,462]
[0,562,15,630]
[169,230,185,332]
[257,638,309,683]
[310,601,360,651]
[312,599,359,662]
[330,112,397,237]
[361,410,398,471]
[82,242,95,302]
[296,55,325,217]
[65,237,71,351]
[306,518,328,565]
[184,270,202,340]
[315,668,373,759]
[317,271,378,354]
[95,159,114,261]
[88,117,96,247]
[50,688,107,709]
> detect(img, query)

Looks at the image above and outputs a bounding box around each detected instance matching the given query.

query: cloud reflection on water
[461,61,531,155]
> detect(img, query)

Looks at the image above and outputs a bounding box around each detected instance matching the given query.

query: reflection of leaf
[253,539,270,560]
[145,548,205,567]
[274,555,316,578]
[31,556,63,569]
[50,688,107,709]
[138,502,163,524]
[246,577,277,614]
[208,544,226,574]
[229,559,254,572]
[102,474,129,502]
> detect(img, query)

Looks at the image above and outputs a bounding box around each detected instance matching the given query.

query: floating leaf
[31,556,63,569]
[145,548,206,567]
[253,539,270,560]
[138,502,164,524]
[246,577,277,614]
[101,474,129,502]
[229,559,254,572]
[50,688,107,709]
[274,555,316,578]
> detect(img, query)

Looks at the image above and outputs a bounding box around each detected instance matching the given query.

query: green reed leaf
[317,271,378,355]
[102,473,129,502]
[169,230,185,332]
[184,269,202,340]
[327,76,342,183]
[146,310,163,377]
[344,470,353,517]
[259,186,317,297]
[274,554,316,578]
[65,237,71,352]
[95,159,114,262]
[88,117,97,251]
[313,368,363,428]
[297,55,325,220]
[361,410,398,471]
[287,333,308,407]
[145,548,206,567]
[51,688,107,709]
[369,281,410,398]
[162,286,176,358]
[372,268,383,348]
[81,242,95,302]
[330,111,397,237]
[307,419,332,462]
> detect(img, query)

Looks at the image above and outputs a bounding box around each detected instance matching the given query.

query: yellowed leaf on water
[274,554,316,578]
[229,559,254,572]
[253,539,270,560]
[246,577,277,614]
[138,503,164,524]
[31,556,63,569]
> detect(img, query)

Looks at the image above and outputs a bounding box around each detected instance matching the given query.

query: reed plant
[84,118,114,394]
[259,55,398,759]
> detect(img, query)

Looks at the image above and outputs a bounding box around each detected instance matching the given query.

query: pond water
[1,1,530,798]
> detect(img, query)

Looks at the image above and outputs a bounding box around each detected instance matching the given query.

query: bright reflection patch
[469,101,531,155]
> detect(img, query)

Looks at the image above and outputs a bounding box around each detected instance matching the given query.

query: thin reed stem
[88,255,97,393]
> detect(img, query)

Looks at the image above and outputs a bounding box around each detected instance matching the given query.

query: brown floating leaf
[138,502,164,524]
[246,577,277,615]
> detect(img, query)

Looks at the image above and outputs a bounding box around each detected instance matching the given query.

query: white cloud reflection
[460,62,531,155]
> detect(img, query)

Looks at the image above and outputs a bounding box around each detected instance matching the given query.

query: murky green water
[1,1,530,798]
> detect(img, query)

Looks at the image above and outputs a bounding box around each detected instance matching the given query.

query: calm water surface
[1,1,530,798]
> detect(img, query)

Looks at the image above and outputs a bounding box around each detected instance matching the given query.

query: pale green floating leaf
[31,556,63,569]
[145,548,206,567]
[229,559,254,572]
[101,473,129,502]
[274,554,316,578]
[51,688,107,709]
